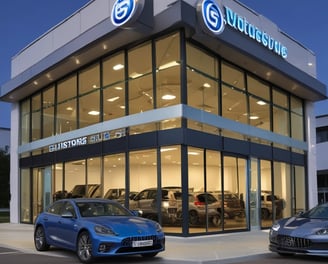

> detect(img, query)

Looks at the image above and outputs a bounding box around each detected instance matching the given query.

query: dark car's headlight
[316,229,328,235]
[94,225,117,236]
[271,222,280,232]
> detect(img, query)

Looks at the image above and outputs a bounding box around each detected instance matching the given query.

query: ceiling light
[107,96,120,102]
[162,94,176,100]
[66,107,73,111]
[257,100,266,105]
[130,72,143,79]
[115,86,123,90]
[249,115,259,120]
[88,110,100,116]
[113,64,124,70]
[203,83,211,88]
[158,61,179,70]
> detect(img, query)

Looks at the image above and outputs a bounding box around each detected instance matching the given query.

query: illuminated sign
[111,0,144,27]
[49,137,87,152]
[198,0,288,59]
[198,0,225,35]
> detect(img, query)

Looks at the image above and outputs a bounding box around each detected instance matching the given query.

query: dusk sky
[0,0,327,129]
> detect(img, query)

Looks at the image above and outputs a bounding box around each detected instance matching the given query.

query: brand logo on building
[197,0,288,59]
[198,0,225,35]
[111,0,144,27]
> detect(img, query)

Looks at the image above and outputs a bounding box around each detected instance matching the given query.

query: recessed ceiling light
[162,94,176,100]
[107,96,120,102]
[113,64,124,70]
[88,110,100,116]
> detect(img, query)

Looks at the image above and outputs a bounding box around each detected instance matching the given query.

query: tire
[189,210,199,225]
[77,231,94,264]
[211,215,222,227]
[34,225,50,251]
[141,252,158,258]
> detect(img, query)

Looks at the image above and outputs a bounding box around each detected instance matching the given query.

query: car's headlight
[271,222,280,232]
[316,229,328,235]
[155,222,162,233]
[94,225,117,236]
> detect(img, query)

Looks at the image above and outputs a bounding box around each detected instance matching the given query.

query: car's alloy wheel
[77,231,93,263]
[34,226,50,251]
[211,215,222,227]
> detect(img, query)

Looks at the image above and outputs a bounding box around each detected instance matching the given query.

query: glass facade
[18,31,307,235]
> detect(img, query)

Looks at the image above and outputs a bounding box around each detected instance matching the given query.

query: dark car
[68,184,101,198]
[269,202,328,257]
[211,191,245,219]
[34,198,165,263]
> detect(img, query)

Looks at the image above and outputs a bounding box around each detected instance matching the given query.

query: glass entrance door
[222,156,247,230]
[32,166,52,221]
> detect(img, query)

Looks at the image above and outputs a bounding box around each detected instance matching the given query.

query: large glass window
[64,159,86,197]
[20,99,30,145]
[128,43,153,114]
[20,169,31,222]
[222,156,247,230]
[103,154,126,202]
[42,86,55,138]
[221,62,247,124]
[31,93,41,141]
[156,33,180,109]
[247,76,271,131]
[56,75,77,134]
[103,52,126,121]
[78,64,100,128]
[272,89,289,137]
[161,145,181,234]
[291,96,304,141]
[260,160,273,228]
[187,44,219,133]
[274,162,291,220]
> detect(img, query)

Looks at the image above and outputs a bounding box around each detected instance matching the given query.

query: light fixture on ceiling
[66,107,73,111]
[257,100,266,105]
[158,61,179,71]
[88,110,100,116]
[162,94,176,100]
[115,86,123,90]
[249,115,259,120]
[113,64,124,70]
[107,96,120,102]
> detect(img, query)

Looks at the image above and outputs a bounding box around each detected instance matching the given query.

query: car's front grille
[121,235,159,247]
[273,235,311,248]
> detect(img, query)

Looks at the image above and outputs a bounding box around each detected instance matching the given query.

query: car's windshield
[301,204,328,219]
[77,201,131,217]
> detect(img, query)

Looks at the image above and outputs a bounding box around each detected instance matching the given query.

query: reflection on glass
[274,162,290,220]
[65,159,86,197]
[260,160,272,228]
[31,93,41,141]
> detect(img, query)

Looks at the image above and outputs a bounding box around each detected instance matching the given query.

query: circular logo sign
[111,0,137,27]
[199,0,225,35]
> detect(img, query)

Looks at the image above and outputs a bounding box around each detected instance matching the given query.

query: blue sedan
[34,198,165,263]
[269,202,328,257]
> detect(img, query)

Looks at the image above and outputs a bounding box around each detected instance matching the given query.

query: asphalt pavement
[0,223,271,263]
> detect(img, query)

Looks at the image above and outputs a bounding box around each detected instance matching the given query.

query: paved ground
[0,223,271,263]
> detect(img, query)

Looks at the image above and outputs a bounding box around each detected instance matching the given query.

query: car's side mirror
[131,210,143,217]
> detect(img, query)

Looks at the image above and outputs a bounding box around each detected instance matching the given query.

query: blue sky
[0,0,327,128]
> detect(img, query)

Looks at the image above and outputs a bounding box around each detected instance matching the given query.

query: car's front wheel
[77,231,93,264]
[34,225,50,251]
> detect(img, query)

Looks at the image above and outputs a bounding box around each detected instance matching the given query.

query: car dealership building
[1,0,326,236]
